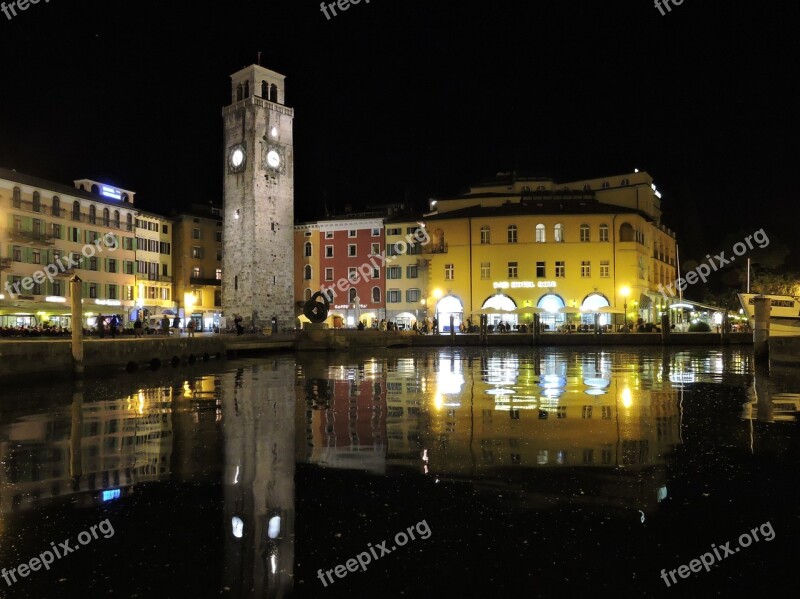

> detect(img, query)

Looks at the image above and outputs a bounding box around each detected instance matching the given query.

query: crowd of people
[0,324,72,337]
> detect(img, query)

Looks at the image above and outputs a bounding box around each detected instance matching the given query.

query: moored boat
[737,293,800,336]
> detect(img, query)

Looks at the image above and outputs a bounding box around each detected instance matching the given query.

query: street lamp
[620,286,630,332]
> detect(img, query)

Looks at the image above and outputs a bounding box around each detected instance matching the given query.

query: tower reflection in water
[222,360,295,598]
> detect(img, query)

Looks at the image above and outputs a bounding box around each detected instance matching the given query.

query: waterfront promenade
[0,329,752,381]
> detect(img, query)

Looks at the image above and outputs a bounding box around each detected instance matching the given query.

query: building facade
[134,210,176,319]
[383,219,429,329]
[424,171,678,331]
[0,169,137,328]
[222,64,295,330]
[173,205,223,331]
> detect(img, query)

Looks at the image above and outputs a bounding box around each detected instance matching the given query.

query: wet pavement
[0,347,798,598]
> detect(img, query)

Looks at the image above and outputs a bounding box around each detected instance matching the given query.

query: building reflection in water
[0,384,175,515]
[222,360,296,599]
[297,348,755,518]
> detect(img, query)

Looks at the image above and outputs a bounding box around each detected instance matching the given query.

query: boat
[737,293,800,336]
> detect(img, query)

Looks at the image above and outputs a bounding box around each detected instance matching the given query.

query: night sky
[1,0,797,266]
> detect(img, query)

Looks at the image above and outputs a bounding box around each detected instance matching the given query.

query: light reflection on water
[1,347,796,597]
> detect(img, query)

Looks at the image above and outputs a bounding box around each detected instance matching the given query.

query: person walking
[187,318,196,338]
[133,316,143,339]
[109,314,118,339]
[97,314,105,339]
[172,316,180,334]
[161,316,170,335]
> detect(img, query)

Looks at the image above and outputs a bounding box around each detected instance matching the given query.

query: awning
[639,294,653,309]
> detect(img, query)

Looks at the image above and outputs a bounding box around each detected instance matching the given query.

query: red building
[318,217,386,327]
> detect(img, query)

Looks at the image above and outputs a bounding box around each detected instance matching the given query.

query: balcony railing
[9,197,134,231]
[190,277,222,286]
[424,243,448,254]
[7,228,56,245]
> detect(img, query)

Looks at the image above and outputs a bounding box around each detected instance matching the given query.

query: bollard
[661,313,670,344]
[533,314,541,345]
[450,314,455,345]
[70,275,84,378]
[753,296,770,362]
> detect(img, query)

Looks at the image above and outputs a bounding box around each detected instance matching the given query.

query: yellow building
[424,170,677,331]
[134,210,177,318]
[173,204,223,331]
[293,222,320,322]
[1,169,137,328]
[384,218,428,329]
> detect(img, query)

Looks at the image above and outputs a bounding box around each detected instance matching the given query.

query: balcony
[190,277,221,287]
[7,228,56,245]
[0,257,11,270]
[423,243,448,255]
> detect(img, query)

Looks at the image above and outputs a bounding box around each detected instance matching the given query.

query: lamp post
[620,286,630,332]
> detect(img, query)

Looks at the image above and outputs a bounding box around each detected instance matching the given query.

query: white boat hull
[738,293,800,336]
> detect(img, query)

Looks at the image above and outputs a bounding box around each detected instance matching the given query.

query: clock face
[229,145,246,171]
[267,150,281,168]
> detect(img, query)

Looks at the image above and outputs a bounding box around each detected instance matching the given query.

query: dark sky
[1,0,797,263]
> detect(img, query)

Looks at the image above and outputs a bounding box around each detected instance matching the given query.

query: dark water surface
[1,347,798,598]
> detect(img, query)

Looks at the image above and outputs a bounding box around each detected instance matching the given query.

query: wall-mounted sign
[333,304,368,309]
[493,281,557,289]
[101,185,122,200]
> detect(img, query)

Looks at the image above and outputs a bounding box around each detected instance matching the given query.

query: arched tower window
[619,222,634,242]
[89,205,96,224]
[261,81,268,98]
[304,265,312,280]
[236,84,243,102]
[103,208,110,226]
[72,201,81,221]
[52,196,60,216]
[12,187,21,207]
[269,84,278,103]
[304,241,312,257]
[113,210,120,228]
[32,191,41,212]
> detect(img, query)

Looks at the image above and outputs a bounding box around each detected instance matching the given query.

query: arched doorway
[395,311,417,330]
[435,295,463,332]
[537,294,565,331]
[581,293,611,326]
[482,294,517,327]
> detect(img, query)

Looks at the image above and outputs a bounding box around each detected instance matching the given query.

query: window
[581,261,591,277]
[108,259,117,273]
[89,283,97,299]
[536,261,546,278]
[348,244,357,257]
[103,208,110,226]
[387,266,402,279]
[72,201,80,221]
[325,231,334,239]
[303,288,312,301]
[89,257,99,271]
[445,264,454,280]
[108,285,118,300]
[406,265,418,279]
[536,224,546,243]
[304,242,312,257]
[388,289,402,303]
[192,247,203,259]
[372,268,380,279]
[215,231,223,242]
[406,288,421,303]
[216,249,223,261]
[32,191,41,212]
[32,250,41,264]
[507,225,517,244]
[192,267,201,278]
[600,260,610,278]
[325,245,334,258]
[12,187,21,208]
[88,205,97,224]
[554,223,564,242]
[162,224,169,234]
[70,228,80,243]
[508,262,518,279]
[304,265,312,280]
[372,287,381,303]
[348,267,357,282]
[113,210,120,228]
[12,246,21,262]
[192,228,201,239]
[325,268,334,281]
[348,288,357,303]
[599,224,609,242]
[602,181,610,189]
[480,226,490,244]
[621,178,630,186]
[348,230,357,238]
[480,262,490,280]
[52,196,60,216]
[216,268,223,280]
[162,263,168,277]
[580,224,590,242]
[372,228,380,237]
[387,228,401,235]
[52,280,61,296]
[371,243,380,255]
[555,261,565,278]
[619,223,634,242]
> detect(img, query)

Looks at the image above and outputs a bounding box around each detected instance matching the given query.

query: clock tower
[222,64,295,330]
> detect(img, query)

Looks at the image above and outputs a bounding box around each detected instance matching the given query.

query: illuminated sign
[101,185,123,200]
[493,281,557,289]
[333,304,368,309]
[102,489,121,502]
[96,299,122,306]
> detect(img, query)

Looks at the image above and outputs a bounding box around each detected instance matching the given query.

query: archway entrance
[581,293,611,326]
[537,294,565,331]
[482,294,517,327]
[435,295,463,332]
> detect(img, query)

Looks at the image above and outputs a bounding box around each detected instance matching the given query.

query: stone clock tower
[222,64,294,330]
